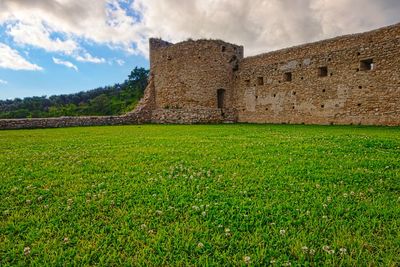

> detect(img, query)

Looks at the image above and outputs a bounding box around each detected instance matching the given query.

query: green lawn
[0,124,399,266]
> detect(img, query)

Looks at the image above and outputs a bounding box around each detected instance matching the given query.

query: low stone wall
[0,108,238,130]
[0,112,151,130]
[151,108,237,124]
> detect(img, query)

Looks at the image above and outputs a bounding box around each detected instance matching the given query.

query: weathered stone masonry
[146,23,399,126]
[1,23,399,129]
[236,24,400,126]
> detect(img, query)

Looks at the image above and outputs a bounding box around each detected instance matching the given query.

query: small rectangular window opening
[318,66,328,77]
[360,59,374,71]
[284,72,292,82]
[217,89,225,109]
[257,77,264,86]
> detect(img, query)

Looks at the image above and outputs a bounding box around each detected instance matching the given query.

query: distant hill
[0,67,149,119]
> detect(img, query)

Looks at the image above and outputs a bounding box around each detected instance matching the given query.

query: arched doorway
[217,89,225,109]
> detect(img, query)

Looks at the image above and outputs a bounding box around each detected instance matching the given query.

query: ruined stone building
[139,23,399,126]
[1,23,399,129]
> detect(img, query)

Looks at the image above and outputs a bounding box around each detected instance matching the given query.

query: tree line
[0,67,149,119]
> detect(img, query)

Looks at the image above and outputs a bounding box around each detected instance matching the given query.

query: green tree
[126,67,150,94]
[0,66,149,118]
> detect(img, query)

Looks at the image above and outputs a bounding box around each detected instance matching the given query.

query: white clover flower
[350,191,355,196]
[155,210,163,215]
[24,246,31,256]
[283,261,291,266]
[323,204,328,208]
[37,196,43,201]
[323,245,330,252]
[243,256,251,264]
[202,211,207,217]
[192,205,200,211]
[309,249,316,255]
[26,199,32,205]
[140,224,147,230]
[225,228,231,236]
[343,193,348,197]
[301,246,308,252]
[339,247,347,254]
[323,245,335,254]
[280,229,286,235]
[63,237,69,243]
[197,242,204,248]
[67,199,73,205]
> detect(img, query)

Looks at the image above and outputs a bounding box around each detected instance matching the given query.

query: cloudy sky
[0,0,399,99]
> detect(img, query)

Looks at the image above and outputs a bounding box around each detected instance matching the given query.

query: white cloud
[0,0,399,58]
[52,57,78,71]
[116,59,125,66]
[0,79,8,85]
[75,53,106,64]
[131,0,400,56]
[0,0,141,57]
[6,21,79,55]
[0,43,43,71]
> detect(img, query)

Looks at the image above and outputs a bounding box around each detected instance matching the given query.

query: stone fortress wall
[148,38,243,123]
[1,23,399,129]
[236,24,400,125]
[142,23,399,126]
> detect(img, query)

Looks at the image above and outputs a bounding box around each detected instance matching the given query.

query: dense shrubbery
[0,67,149,118]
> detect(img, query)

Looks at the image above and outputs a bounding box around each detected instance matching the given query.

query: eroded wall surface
[148,38,243,123]
[235,24,400,125]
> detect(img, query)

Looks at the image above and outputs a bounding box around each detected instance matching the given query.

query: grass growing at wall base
[0,124,399,265]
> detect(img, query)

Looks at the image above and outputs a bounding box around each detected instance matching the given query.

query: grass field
[0,124,399,266]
